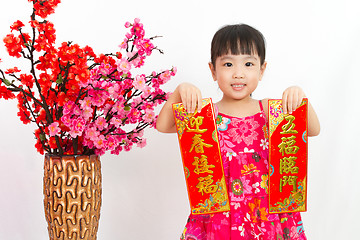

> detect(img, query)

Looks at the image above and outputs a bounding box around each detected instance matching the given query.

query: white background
[0,0,359,239]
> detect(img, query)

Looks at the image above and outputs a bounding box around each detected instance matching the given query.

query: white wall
[0,0,359,239]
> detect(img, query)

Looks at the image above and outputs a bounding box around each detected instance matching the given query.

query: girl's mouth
[231,84,245,88]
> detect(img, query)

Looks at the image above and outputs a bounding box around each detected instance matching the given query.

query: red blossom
[38,72,52,91]
[10,20,25,32]
[31,0,61,19]
[36,109,47,124]
[17,106,32,124]
[20,74,34,88]
[48,136,58,149]
[84,45,96,58]
[94,54,116,65]
[57,92,68,107]
[5,67,21,74]
[34,34,48,51]
[35,139,45,155]
[0,86,16,99]
[116,52,122,59]
[3,34,23,58]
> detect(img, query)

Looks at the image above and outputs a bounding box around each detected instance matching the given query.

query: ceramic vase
[43,154,102,240]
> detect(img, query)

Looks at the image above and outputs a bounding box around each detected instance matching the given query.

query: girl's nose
[233,67,245,79]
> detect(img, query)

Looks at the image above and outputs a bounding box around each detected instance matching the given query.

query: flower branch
[0,0,175,156]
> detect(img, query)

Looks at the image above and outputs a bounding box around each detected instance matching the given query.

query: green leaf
[56,74,63,84]
[3,78,11,86]
[122,73,128,78]
[124,105,131,111]
[39,133,46,141]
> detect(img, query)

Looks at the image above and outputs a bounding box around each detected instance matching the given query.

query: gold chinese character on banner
[278,136,299,156]
[189,134,213,153]
[196,175,218,195]
[186,116,207,133]
[280,175,298,193]
[280,115,298,134]
[280,156,299,174]
[192,155,215,175]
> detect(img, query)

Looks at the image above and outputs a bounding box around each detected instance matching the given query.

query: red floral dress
[180,101,307,240]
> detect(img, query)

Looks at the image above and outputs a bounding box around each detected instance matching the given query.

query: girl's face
[209,52,266,102]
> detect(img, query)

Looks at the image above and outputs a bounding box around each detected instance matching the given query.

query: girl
[156,24,320,240]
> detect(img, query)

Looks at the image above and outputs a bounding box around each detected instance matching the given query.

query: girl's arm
[282,86,320,137]
[156,82,202,133]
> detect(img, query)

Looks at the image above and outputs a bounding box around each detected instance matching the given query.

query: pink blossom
[95,148,106,156]
[106,136,117,151]
[116,58,131,73]
[136,38,154,56]
[108,84,120,98]
[72,105,81,116]
[131,97,142,108]
[137,138,146,148]
[111,145,123,155]
[95,117,108,131]
[128,108,141,123]
[144,109,155,123]
[79,97,92,109]
[81,106,93,120]
[140,101,153,111]
[94,135,105,149]
[89,90,107,107]
[159,70,171,84]
[99,63,112,75]
[111,101,125,114]
[123,139,133,151]
[125,33,132,39]
[61,114,72,127]
[119,39,127,49]
[63,100,75,115]
[137,130,144,138]
[72,117,86,132]
[85,126,99,141]
[48,122,60,137]
[142,85,152,98]
[133,74,146,90]
[69,117,86,138]
[82,137,94,149]
[124,22,131,28]
[110,117,122,128]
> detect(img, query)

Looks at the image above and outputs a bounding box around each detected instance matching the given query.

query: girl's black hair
[211,24,266,67]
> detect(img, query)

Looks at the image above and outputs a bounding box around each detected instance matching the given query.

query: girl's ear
[208,62,216,81]
[259,61,267,81]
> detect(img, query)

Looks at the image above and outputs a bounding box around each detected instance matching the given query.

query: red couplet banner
[268,99,308,213]
[172,98,230,215]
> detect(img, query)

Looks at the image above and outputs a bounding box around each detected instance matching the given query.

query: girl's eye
[245,62,254,67]
[224,62,233,67]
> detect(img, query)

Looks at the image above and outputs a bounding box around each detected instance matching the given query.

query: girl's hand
[156,82,201,133]
[282,86,306,114]
[177,82,202,114]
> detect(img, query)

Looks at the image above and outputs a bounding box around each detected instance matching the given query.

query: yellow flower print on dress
[260,174,269,193]
[248,198,268,222]
[241,164,260,175]
[263,124,269,139]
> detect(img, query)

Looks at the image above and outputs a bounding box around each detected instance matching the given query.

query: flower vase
[43,154,102,240]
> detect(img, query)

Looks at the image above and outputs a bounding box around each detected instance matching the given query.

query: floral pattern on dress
[227,118,260,145]
[181,102,307,240]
